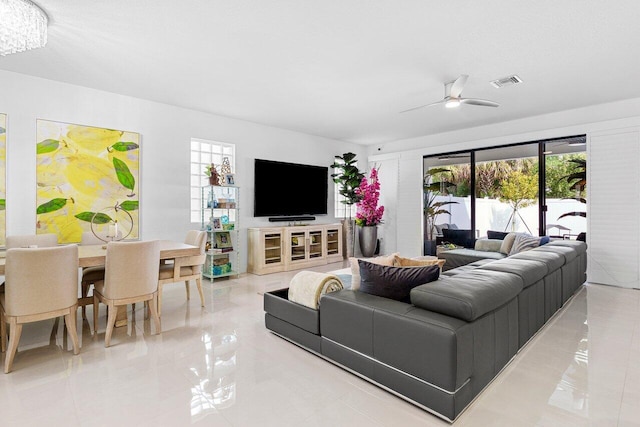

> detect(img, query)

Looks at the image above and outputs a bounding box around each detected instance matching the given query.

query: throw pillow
[539,236,550,246]
[487,230,509,240]
[358,260,440,303]
[349,253,397,290]
[434,223,449,235]
[393,255,446,271]
[499,232,517,255]
[474,238,503,253]
[508,233,541,255]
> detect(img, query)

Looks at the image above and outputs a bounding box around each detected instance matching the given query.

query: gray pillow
[434,223,449,235]
[508,233,540,255]
[358,260,440,303]
[474,238,503,252]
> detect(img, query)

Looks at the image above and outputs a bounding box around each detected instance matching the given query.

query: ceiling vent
[490,75,523,89]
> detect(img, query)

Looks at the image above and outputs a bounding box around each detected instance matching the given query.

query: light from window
[190,138,235,223]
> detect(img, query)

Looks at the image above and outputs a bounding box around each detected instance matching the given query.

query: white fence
[434,196,587,238]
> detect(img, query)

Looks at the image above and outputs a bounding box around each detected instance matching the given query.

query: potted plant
[355,167,384,257]
[423,168,458,255]
[331,152,365,257]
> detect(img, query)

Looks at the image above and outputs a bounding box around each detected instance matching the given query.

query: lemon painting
[0,114,6,246]
[36,120,140,244]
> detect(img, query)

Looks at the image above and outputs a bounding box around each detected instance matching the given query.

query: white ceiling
[1,0,639,145]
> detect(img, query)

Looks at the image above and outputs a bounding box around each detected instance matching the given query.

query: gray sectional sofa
[263,240,587,422]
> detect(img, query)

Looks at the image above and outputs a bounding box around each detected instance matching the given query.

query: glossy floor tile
[0,262,638,426]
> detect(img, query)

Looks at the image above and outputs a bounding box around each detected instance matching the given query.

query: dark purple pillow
[358,260,440,303]
[487,230,509,240]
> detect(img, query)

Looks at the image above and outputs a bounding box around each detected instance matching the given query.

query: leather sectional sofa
[263,240,587,422]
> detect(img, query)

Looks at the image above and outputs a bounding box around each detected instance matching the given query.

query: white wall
[368,98,640,289]
[0,70,365,272]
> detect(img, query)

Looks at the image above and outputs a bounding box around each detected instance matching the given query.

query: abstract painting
[36,119,140,243]
[0,114,5,246]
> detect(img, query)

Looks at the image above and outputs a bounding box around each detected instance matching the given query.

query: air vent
[490,75,523,88]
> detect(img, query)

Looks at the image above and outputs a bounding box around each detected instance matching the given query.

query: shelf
[327,240,338,244]
[265,246,281,251]
[265,257,281,262]
[203,270,239,279]
[207,251,235,256]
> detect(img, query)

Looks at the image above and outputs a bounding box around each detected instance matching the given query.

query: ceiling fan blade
[449,74,468,98]
[400,99,446,113]
[460,98,500,107]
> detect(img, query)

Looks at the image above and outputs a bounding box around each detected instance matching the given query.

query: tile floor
[0,262,639,426]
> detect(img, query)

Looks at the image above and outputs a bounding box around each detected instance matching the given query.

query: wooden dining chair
[79,231,118,319]
[5,233,58,249]
[93,240,161,347]
[157,230,207,316]
[0,245,80,373]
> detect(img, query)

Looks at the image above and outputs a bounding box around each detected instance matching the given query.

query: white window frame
[190,138,235,223]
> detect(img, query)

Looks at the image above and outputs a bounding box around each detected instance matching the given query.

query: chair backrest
[4,245,79,317]
[80,231,123,245]
[6,233,58,249]
[104,240,160,299]
[184,230,207,254]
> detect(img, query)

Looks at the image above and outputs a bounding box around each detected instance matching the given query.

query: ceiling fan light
[445,99,460,109]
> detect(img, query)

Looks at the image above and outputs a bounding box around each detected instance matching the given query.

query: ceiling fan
[401,74,499,113]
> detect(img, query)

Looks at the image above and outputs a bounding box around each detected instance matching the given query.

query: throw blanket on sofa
[288,271,344,310]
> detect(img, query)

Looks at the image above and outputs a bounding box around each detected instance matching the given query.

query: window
[190,138,235,223]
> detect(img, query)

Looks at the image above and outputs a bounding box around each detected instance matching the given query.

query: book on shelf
[211,247,234,253]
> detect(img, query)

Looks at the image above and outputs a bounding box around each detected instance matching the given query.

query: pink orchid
[355,167,384,226]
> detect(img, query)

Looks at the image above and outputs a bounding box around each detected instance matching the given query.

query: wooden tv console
[247,223,343,275]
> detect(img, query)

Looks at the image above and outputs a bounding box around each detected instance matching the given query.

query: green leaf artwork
[0,199,5,210]
[37,198,68,214]
[119,200,139,211]
[36,139,60,154]
[75,212,113,223]
[113,157,136,195]
[109,141,139,152]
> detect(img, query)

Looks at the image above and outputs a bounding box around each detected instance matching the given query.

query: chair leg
[0,309,6,353]
[185,280,191,300]
[157,283,163,317]
[64,306,80,355]
[148,294,161,335]
[93,294,100,337]
[81,282,89,320]
[5,318,22,374]
[195,277,205,308]
[105,302,117,348]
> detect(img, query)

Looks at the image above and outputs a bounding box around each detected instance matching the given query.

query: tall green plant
[331,152,365,218]
[424,168,458,241]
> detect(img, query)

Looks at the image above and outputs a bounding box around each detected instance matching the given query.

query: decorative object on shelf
[221,215,229,224]
[331,152,365,258]
[0,0,48,57]
[224,173,235,186]
[355,167,384,257]
[222,223,235,231]
[205,163,220,186]
[89,202,134,243]
[220,156,232,175]
[215,231,233,248]
[212,217,222,230]
[36,119,140,243]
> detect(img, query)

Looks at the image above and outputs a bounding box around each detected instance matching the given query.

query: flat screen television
[254,159,328,217]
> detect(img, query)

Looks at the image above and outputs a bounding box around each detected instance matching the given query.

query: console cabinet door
[325,226,343,262]
[284,227,326,269]
[248,228,285,275]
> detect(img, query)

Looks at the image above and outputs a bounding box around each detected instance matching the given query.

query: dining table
[0,239,201,327]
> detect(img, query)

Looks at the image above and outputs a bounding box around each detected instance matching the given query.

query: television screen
[254,159,328,217]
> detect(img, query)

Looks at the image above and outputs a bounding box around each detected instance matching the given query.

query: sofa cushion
[474,238,502,252]
[359,260,440,303]
[510,250,565,272]
[547,239,587,255]
[439,248,506,270]
[499,232,517,254]
[508,233,541,255]
[487,230,509,240]
[531,244,577,262]
[478,258,548,288]
[410,269,523,322]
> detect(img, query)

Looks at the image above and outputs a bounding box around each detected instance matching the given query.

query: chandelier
[0,0,48,56]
